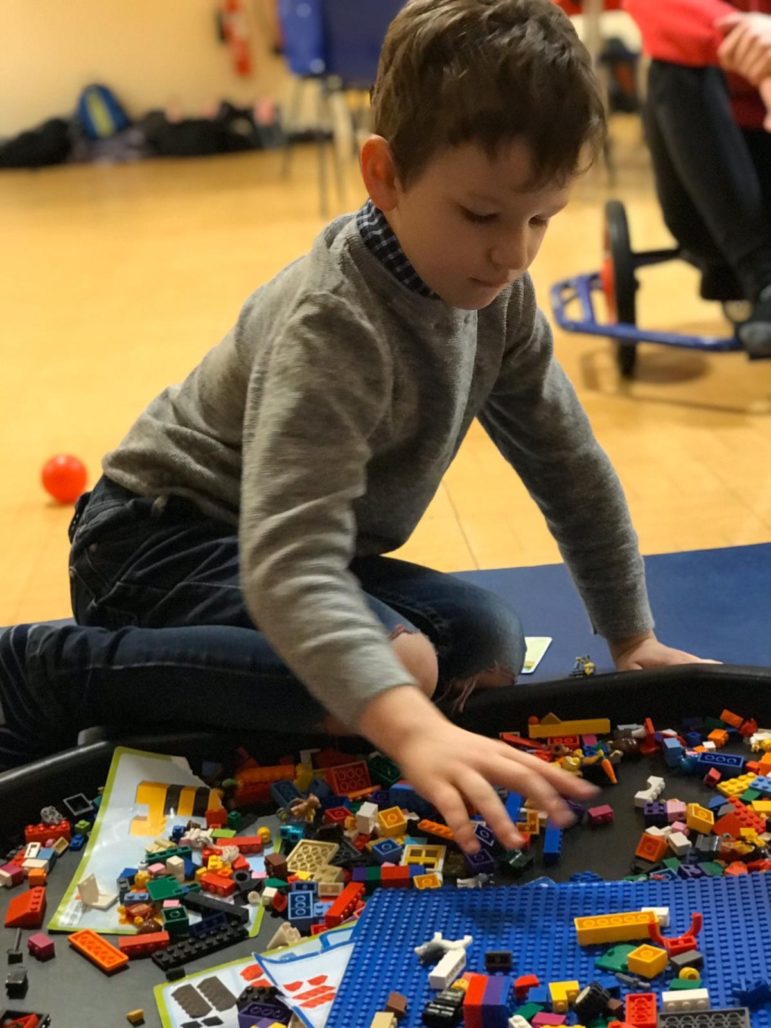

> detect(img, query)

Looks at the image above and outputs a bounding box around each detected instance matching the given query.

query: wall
[0,0,291,136]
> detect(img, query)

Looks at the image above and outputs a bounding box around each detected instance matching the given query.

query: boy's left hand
[609,630,718,671]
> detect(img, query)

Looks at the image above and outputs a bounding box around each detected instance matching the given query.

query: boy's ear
[360,135,401,211]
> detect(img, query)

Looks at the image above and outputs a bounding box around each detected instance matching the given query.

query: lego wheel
[603,199,638,378]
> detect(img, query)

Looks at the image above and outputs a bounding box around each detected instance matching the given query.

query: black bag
[0,118,72,168]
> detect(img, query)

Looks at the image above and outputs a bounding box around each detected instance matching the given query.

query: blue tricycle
[550,199,745,378]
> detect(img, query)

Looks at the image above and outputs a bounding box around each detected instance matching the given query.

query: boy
[0,0,709,854]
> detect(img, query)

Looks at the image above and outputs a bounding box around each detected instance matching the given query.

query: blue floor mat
[457,543,771,680]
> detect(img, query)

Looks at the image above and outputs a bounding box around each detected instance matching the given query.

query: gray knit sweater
[103,213,653,725]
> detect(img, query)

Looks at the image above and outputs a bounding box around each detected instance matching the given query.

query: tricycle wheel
[603,199,638,377]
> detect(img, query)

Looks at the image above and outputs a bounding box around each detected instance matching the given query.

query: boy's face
[365,138,572,310]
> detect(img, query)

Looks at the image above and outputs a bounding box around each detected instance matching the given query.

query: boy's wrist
[608,629,656,662]
[357,684,443,756]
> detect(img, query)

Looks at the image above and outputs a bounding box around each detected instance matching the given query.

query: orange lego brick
[5,886,46,929]
[634,832,669,863]
[417,819,455,841]
[708,729,729,748]
[527,713,611,739]
[720,709,744,729]
[69,928,129,974]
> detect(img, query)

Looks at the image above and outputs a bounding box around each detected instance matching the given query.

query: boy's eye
[461,207,497,224]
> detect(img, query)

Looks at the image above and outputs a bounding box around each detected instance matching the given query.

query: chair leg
[281,77,305,179]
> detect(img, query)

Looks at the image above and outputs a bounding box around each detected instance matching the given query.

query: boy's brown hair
[371,0,606,187]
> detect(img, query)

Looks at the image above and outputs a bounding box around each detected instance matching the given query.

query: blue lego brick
[326,873,771,1028]
[371,838,403,864]
[694,751,745,777]
[751,776,771,796]
[542,821,563,866]
[69,834,86,851]
[505,792,523,823]
[473,823,497,850]
[287,890,316,931]
[464,846,496,875]
[270,779,301,808]
[663,738,685,767]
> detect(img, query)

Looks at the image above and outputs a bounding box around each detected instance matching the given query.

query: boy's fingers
[455,770,523,851]
[430,784,481,853]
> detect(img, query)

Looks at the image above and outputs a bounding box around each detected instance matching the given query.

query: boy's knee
[392,630,438,699]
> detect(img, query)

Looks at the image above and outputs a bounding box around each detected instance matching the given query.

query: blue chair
[277,0,406,214]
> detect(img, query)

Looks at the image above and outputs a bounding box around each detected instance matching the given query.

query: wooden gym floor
[2,116,770,625]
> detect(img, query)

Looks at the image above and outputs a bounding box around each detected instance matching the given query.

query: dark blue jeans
[2,477,525,763]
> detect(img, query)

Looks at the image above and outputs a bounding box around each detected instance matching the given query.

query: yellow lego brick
[370,1014,398,1028]
[286,839,339,874]
[627,944,669,979]
[751,800,771,815]
[717,773,758,797]
[517,809,541,836]
[377,806,408,838]
[686,803,715,834]
[549,981,580,1013]
[401,844,446,871]
[574,911,656,946]
[528,713,611,739]
[413,872,443,890]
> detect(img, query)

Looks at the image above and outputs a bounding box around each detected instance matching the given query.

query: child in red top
[625,0,771,356]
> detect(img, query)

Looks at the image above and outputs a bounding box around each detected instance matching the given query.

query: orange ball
[41,454,88,504]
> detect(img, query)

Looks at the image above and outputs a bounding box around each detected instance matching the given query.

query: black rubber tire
[604,199,638,377]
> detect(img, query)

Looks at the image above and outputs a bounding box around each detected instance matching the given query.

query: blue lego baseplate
[326,874,771,1028]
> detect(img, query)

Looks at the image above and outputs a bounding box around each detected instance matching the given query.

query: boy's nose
[490,237,528,275]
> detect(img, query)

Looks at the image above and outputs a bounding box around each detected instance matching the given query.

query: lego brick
[528,714,611,738]
[68,929,128,975]
[657,1011,750,1028]
[4,889,46,930]
[575,911,656,945]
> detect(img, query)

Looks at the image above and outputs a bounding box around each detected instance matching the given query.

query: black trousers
[645,61,771,302]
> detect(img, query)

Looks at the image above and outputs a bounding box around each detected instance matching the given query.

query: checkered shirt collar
[356,199,436,299]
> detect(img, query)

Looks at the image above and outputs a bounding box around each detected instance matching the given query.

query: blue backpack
[77,83,131,140]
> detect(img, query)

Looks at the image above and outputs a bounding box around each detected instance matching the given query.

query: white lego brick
[429,946,466,989]
[667,832,692,857]
[661,988,710,1012]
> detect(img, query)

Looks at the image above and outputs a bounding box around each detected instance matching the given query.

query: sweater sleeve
[624,0,737,65]
[478,278,653,642]
[237,294,419,728]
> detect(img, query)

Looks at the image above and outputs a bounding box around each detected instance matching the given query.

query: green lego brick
[226,811,242,831]
[668,978,703,990]
[741,788,761,802]
[212,828,236,839]
[515,1003,544,1021]
[367,753,402,787]
[594,943,636,973]
[700,861,725,877]
[147,877,183,902]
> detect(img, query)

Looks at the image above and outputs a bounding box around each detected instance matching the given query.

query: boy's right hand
[357,685,598,854]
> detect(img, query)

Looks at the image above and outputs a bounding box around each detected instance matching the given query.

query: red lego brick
[625,993,657,1028]
[324,882,365,928]
[24,820,71,844]
[515,973,540,1001]
[727,796,766,833]
[464,973,488,1028]
[4,887,46,929]
[740,718,758,738]
[205,807,227,828]
[199,872,237,898]
[232,836,264,854]
[326,761,371,796]
[118,930,170,958]
[380,867,411,888]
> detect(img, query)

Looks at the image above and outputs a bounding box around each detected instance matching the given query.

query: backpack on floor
[76,83,131,140]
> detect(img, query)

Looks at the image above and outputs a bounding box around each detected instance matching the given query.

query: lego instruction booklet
[154,923,356,1028]
[49,746,273,936]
